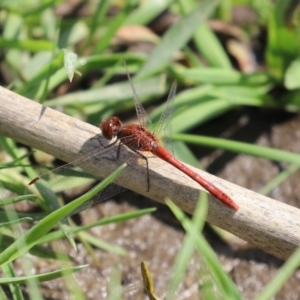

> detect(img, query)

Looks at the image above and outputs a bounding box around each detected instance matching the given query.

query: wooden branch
[0,86,299,261]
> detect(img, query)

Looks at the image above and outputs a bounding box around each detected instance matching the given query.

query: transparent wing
[154,80,177,154]
[125,63,152,129]
[25,142,135,216]
[70,183,126,216]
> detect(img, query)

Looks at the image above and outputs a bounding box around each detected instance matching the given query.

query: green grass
[1,0,300,299]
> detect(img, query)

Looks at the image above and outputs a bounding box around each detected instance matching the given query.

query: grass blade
[136,0,219,79]
[0,164,126,265]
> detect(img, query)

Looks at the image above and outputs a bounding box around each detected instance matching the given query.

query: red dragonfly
[28,73,239,214]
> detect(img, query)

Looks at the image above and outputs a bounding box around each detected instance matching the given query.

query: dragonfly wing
[25,144,123,214]
[70,183,126,215]
[154,80,177,154]
[26,141,147,216]
[125,65,152,129]
[26,147,108,195]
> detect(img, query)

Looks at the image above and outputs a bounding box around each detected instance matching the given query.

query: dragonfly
[27,72,239,215]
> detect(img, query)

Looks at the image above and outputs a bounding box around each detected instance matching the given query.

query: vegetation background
[0,0,300,299]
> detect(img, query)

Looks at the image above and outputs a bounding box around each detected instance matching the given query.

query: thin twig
[0,86,299,260]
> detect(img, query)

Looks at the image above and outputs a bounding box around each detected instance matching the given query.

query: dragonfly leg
[116,141,123,163]
[91,136,108,148]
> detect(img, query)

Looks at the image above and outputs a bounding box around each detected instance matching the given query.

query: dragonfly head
[100,116,122,140]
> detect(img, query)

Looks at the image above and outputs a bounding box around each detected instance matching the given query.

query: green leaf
[165,194,208,299]
[0,164,126,265]
[63,49,78,82]
[125,0,171,25]
[0,265,88,284]
[165,198,240,299]
[256,246,300,300]
[37,208,157,244]
[45,75,166,106]
[136,0,219,79]
[266,0,299,81]
[193,23,232,69]
[172,133,300,164]
[284,59,300,90]
[178,68,273,86]
[0,37,53,52]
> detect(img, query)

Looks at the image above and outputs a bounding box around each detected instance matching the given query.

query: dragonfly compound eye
[100,116,122,140]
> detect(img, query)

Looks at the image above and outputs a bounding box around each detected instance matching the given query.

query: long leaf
[0,164,126,265]
[136,0,219,79]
